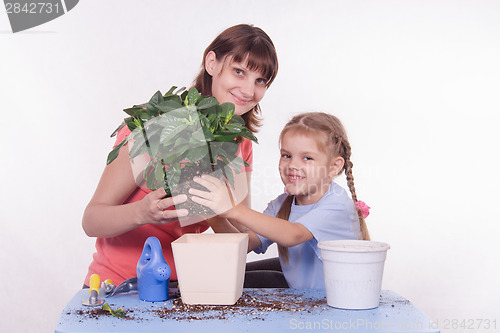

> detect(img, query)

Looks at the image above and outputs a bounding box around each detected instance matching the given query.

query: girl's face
[205,51,268,116]
[279,132,343,206]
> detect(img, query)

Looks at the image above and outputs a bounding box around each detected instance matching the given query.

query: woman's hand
[139,187,189,225]
[82,141,190,238]
[189,175,237,218]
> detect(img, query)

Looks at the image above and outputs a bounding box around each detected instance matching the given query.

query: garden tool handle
[88,274,100,305]
[89,274,100,295]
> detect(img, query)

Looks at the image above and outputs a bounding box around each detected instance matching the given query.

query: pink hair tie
[355,200,370,218]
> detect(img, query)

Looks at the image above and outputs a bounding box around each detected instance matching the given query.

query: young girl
[190,112,370,288]
[81,24,278,287]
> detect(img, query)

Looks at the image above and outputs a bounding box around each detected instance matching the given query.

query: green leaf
[153,161,164,191]
[218,102,235,125]
[123,107,144,117]
[186,87,200,106]
[145,161,160,191]
[173,136,189,148]
[230,115,245,126]
[231,154,250,170]
[213,133,239,142]
[106,139,126,165]
[157,100,183,112]
[149,90,164,106]
[163,94,183,104]
[146,103,159,117]
[128,134,146,161]
[185,145,209,163]
[224,124,243,133]
[190,128,208,143]
[159,107,190,121]
[202,127,215,142]
[163,86,177,97]
[198,113,211,130]
[220,154,247,177]
[238,127,258,143]
[175,86,187,95]
[124,117,138,132]
[197,97,219,110]
[218,157,235,189]
[180,90,188,103]
[162,143,189,165]
[147,133,161,157]
[164,162,181,193]
[209,113,221,133]
[102,303,126,318]
[160,122,188,144]
[145,107,159,118]
[219,141,239,157]
[110,123,126,138]
[131,103,148,109]
[140,110,152,121]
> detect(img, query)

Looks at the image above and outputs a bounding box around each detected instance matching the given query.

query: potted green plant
[107,86,258,226]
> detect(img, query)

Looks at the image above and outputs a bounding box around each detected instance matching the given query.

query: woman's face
[205,51,268,116]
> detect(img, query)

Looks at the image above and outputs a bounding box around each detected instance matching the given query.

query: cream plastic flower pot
[318,240,390,310]
[171,233,249,305]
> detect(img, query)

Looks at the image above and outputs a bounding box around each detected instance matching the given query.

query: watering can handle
[140,237,164,264]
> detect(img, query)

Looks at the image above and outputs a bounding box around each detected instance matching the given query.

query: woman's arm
[82,143,188,238]
[190,175,313,247]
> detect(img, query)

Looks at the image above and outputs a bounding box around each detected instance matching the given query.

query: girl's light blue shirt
[253,182,360,288]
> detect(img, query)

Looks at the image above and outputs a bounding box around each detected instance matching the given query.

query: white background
[1,1,499,332]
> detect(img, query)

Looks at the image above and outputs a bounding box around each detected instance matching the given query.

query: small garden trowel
[105,276,138,298]
[82,274,104,306]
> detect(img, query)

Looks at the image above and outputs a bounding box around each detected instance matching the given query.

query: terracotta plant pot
[171,233,249,305]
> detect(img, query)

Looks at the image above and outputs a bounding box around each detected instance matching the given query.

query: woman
[82,24,279,287]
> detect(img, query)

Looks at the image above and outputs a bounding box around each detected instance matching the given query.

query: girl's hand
[140,188,189,225]
[189,175,236,218]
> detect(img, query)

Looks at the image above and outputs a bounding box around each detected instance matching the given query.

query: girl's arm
[207,218,261,252]
[244,229,264,252]
[206,216,240,233]
[226,170,253,232]
[226,205,313,248]
[190,175,313,248]
[82,143,188,238]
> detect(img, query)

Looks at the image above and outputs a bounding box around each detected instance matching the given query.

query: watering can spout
[137,236,171,302]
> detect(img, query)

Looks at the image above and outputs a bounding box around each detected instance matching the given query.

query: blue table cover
[55,289,439,332]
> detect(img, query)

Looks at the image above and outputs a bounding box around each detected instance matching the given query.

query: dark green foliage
[107,86,257,195]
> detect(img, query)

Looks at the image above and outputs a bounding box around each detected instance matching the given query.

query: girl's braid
[340,138,370,240]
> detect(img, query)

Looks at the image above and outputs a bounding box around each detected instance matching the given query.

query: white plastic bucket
[318,240,390,310]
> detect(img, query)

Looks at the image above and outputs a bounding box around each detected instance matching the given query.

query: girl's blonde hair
[193,24,279,133]
[276,112,370,263]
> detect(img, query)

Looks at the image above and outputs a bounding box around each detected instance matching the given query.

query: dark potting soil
[170,166,223,216]
[70,291,326,322]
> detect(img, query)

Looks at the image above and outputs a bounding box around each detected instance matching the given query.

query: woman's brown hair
[193,24,278,133]
[276,112,370,263]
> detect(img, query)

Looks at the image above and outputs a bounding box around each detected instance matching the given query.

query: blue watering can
[136,236,171,302]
